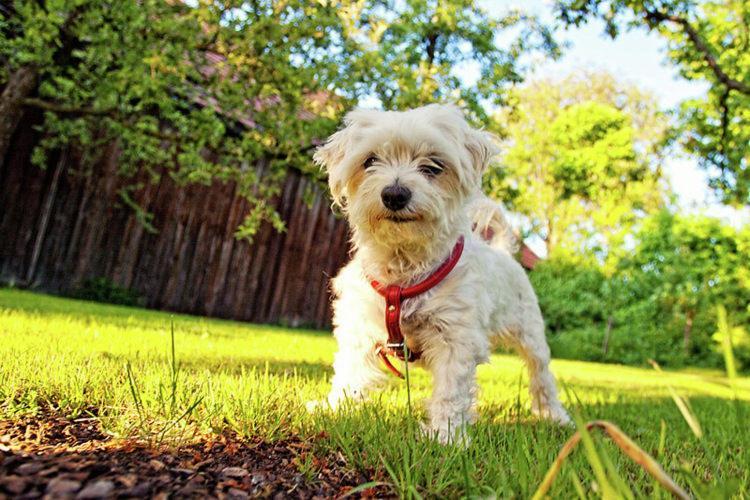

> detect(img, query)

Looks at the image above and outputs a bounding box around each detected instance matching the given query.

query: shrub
[547,327,607,363]
[530,258,606,333]
[70,277,143,307]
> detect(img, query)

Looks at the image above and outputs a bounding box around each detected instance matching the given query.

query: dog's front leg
[328,343,385,407]
[424,340,478,444]
[308,337,385,412]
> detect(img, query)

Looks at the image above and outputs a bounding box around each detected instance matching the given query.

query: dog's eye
[419,162,443,177]
[363,156,378,169]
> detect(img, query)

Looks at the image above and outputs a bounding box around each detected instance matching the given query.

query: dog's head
[314,104,498,248]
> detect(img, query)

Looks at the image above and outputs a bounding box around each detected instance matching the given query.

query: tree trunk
[602,315,614,355]
[0,65,38,169]
[683,309,695,355]
[544,220,555,256]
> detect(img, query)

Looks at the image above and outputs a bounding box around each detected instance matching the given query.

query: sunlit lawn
[1,288,749,497]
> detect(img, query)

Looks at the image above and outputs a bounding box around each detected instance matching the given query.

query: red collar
[369,236,465,378]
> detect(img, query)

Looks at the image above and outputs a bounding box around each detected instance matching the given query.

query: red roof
[519,243,541,270]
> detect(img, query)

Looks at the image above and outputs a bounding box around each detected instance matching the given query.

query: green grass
[1,288,749,498]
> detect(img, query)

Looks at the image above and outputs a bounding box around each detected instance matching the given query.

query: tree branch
[22,97,320,158]
[718,87,730,161]
[643,8,750,95]
[425,32,438,66]
[22,97,114,116]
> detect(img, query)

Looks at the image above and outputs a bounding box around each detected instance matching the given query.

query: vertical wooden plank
[0,125,353,327]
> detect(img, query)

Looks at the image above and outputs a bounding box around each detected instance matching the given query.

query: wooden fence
[0,111,350,328]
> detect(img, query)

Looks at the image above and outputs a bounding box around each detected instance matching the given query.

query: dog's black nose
[381,184,412,211]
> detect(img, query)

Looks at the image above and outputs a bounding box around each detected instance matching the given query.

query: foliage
[554,0,750,205]
[0,0,348,237]
[337,0,560,123]
[487,72,670,260]
[533,211,750,369]
[0,0,557,238]
[70,277,143,307]
[1,288,750,496]
[530,256,606,333]
[621,211,750,362]
[532,255,673,367]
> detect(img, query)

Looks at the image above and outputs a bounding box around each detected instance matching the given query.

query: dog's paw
[420,421,471,446]
[533,404,572,426]
[305,399,329,413]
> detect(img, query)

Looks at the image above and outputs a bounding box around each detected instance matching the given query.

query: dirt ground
[0,410,379,499]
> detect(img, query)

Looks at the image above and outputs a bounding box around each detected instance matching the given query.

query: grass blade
[648,360,703,439]
[125,361,145,429]
[531,420,689,500]
[716,306,737,381]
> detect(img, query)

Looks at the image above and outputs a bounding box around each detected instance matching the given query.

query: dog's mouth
[382,213,422,224]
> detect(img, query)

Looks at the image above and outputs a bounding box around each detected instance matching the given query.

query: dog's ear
[314,127,349,206]
[314,109,379,207]
[313,118,357,207]
[464,128,500,175]
[427,104,499,174]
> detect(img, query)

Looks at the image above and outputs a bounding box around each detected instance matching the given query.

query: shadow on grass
[0,288,333,340]
[100,351,332,380]
[177,357,333,380]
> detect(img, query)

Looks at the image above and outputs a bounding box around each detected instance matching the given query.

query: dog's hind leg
[507,317,570,424]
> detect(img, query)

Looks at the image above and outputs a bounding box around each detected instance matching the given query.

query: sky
[479,0,749,235]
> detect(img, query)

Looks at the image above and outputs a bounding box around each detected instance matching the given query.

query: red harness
[370,236,465,378]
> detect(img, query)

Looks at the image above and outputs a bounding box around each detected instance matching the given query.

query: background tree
[0,0,557,237]
[487,71,671,261]
[554,0,750,206]
[620,211,750,356]
[533,210,750,368]
[530,254,607,335]
[337,0,559,122]
[529,253,660,364]
[0,0,349,235]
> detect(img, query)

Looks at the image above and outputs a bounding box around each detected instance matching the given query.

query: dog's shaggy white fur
[311,104,569,443]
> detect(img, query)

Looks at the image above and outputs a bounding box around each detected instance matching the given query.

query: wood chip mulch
[0,410,381,499]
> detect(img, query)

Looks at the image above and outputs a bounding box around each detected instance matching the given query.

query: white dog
[311,104,569,443]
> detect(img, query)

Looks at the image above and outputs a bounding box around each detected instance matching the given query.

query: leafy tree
[531,210,749,368]
[621,211,750,357]
[0,0,557,237]
[487,72,670,261]
[0,0,348,235]
[338,0,560,122]
[554,0,750,206]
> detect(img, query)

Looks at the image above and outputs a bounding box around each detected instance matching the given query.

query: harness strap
[370,236,465,377]
[376,345,406,379]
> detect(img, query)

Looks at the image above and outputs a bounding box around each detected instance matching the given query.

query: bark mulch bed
[0,410,379,499]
